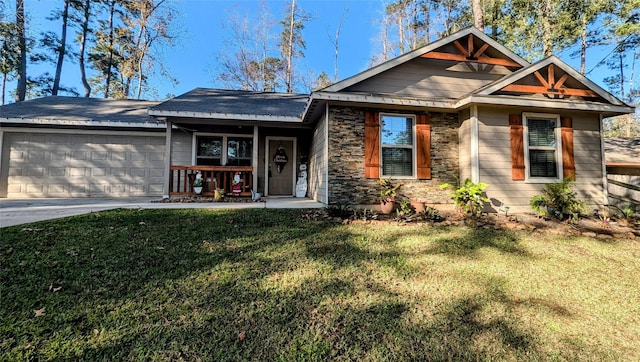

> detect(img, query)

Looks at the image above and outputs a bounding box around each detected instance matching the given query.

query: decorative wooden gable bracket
[420,34,523,68]
[500,64,598,98]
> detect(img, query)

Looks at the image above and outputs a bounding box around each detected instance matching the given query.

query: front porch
[169,165,254,197]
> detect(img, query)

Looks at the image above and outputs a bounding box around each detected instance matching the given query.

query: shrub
[326,204,353,218]
[440,178,489,217]
[379,178,399,204]
[529,178,585,222]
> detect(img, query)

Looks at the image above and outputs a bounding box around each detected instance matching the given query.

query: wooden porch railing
[169,165,254,197]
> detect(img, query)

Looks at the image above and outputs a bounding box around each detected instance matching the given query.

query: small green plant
[379,178,399,204]
[614,204,636,221]
[353,208,378,221]
[529,178,585,222]
[326,204,353,218]
[440,178,489,217]
[395,197,414,220]
[416,206,443,222]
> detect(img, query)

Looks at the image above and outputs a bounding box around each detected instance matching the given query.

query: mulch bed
[303,208,639,240]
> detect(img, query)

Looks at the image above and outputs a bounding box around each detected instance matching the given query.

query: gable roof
[149,88,309,122]
[475,55,627,106]
[322,27,529,93]
[0,96,162,128]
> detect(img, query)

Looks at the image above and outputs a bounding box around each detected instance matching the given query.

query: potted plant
[193,172,203,195]
[213,177,224,201]
[379,178,399,214]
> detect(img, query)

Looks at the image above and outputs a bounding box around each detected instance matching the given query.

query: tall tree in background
[1,5,20,104]
[51,0,70,95]
[74,0,92,97]
[15,0,26,102]
[279,0,308,93]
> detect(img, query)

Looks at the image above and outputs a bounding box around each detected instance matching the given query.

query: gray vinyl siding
[309,109,328,204]
[170,131,193,165]
[344,58,509,99]
[459,110,472,181]
[477,107,605,210]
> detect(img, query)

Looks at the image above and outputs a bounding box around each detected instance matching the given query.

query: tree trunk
[285,0,295,93]
[2,73,6,105]
[541,0,554,57]
[79,0,91,97]
[471,0,484,31]
[52,0,70,95]
[105,0,115,98]
[15,0,26,102]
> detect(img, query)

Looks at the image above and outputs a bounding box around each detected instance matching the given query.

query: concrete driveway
[0,197,324,228]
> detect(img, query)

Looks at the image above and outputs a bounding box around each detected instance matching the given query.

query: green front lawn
[1,209,638,361]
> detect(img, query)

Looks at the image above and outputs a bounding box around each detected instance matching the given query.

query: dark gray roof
[0,96,161,127]
[604,138,640,163]
[149,88,309,118]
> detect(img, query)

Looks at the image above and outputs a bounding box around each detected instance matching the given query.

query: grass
[1,208,639,361]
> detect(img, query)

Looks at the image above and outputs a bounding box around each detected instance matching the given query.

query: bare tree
[327,7,347,81]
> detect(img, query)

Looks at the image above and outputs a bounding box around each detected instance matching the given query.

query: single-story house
[0,27,635,211]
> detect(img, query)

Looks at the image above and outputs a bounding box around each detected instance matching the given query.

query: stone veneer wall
[327,105,460,205]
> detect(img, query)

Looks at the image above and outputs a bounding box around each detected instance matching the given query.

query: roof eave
[456,95,635,115]
[148,109,303,123]
[310,91,456,109]
[0,117,165,129]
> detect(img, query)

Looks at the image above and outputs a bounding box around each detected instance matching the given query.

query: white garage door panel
[2,132,166,198]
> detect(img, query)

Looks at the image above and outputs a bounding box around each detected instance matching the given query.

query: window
[380,114,415,177]
[524,113,562,181]
[195,135,252,166]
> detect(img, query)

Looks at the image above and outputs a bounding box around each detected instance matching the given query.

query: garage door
[1,131,166,198]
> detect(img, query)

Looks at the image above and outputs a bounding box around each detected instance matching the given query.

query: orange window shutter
[509,114,525,181]
[416,114,431,179]
[561,117,575,179]
[364,111,380,178]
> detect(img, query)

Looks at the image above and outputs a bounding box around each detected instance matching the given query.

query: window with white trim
[524,113,562,181]
[195,135,252,166]
[380,114,415,177]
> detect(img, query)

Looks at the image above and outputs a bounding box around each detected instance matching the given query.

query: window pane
[381,115,413,145]
[382,148,413,176]
[227,138,252,166]
[198,137,222,157]
[529,150,557,178]
[528,119,556,147]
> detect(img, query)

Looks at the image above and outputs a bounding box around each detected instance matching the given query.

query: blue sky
[3,0,624,102]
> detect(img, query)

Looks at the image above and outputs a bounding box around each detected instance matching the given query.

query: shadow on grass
[0,209,606,360]
[426,227,530,257]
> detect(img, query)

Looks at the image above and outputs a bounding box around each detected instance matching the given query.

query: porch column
[163,120,172,199]
[252,125,258,192]
[470,105,480,183]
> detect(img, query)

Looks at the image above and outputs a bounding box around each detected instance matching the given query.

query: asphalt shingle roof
[0,96,159,124]
[149,88,309,118]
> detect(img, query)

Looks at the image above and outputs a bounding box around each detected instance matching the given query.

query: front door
[267,139,294,196]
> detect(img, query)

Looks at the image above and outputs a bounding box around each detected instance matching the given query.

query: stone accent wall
[327,105,460,205]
